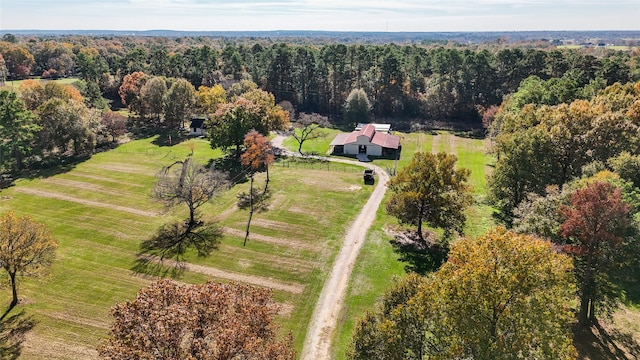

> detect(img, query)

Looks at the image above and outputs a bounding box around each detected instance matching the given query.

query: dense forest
[1,33,639,128]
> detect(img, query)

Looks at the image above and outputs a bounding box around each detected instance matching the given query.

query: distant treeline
[2,30,640,46]
[1,34,639,127]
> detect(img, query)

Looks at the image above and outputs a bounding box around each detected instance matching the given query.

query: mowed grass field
[0,135,372,359]
[1,77,81,94]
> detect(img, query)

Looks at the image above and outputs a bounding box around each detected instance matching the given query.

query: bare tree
[139,157,228,265]
[153,157,227,226]
[291,112,329,154]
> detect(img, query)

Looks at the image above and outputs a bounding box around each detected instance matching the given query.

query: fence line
[111,147,211,162]
[274,160,362,173]
[111,147,363,173]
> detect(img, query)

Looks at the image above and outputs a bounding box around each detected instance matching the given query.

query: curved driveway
[271,135,389,360]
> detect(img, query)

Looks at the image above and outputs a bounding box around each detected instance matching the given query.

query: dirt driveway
[271,135,389,360]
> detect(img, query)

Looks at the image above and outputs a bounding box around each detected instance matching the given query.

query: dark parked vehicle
[363,169,375,184]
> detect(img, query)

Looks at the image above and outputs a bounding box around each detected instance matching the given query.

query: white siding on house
[330,123,399,157]
[189,127,205,136]
[344,144,359,154]
[367,146,382,156]
[344,144,382,156]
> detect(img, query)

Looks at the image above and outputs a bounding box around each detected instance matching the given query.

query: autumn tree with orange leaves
[99,279,296,360]
[241,130,275,187]
[559,181,633,324]
[117,71,147,115]
[0,212,58,309]
[240,131,275,246]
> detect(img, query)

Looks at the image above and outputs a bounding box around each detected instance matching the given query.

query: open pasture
[0,136,372,359]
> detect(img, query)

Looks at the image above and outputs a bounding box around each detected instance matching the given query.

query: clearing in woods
[0,136,371,359]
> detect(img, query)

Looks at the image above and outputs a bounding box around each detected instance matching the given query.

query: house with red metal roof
[330,124,401,158]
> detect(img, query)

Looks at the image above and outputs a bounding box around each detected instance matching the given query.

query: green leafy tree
[208,91,288,158]
[226,79,258,99]
[489,81,640,223]
[608,151,640,188]
[73,79,108,109]
[377,49,407,117]
[322,44,349,117]
[140,76,168,123]
[488,127,559,224]
[149,48,171,77]
[386,152,472,241]
[75,47,109,82]
[347,273,425,360]
[0,212,58,308]
[0,90,40,172]
[512,185,570,243]
[99,279,296,360]
[348,227,577,360]
[164,78,196,129]
[343,88,371,126]
[36,98,98,156]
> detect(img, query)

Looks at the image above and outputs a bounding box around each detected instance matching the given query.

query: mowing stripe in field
[98,163,159,176]
[67,172,146,187]
[222,226,323,252]
[148,258,306,294]
[215,242,317,273]
[40,178,138,197]
[16,188,160,217]
[430,133,441,153]
[23,333,98,360]
[454,137,488,194]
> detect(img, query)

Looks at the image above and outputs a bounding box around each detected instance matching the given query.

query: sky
[1,0,638,32]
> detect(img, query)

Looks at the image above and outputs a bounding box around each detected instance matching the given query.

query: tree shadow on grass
[209,154,247,185]
[453,128,486,139]
[0,309,36,360]
[390,231,449,275]
[237,188,272,212]
[2,154,90,187]
[150,128,190,147]
[573,322,640,359]
[132,220,223,278]
[612,238,640,305]
[131,255,187,279]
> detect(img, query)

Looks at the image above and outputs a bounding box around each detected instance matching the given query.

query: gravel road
[270,134,389,360]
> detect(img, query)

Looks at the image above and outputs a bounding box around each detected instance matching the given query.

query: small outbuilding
[330,123,400,158]
[188,118,207,136]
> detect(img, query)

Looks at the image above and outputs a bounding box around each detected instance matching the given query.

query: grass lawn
[0,135,373,359]
[282,128,343,155]
[1,77,80,93]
